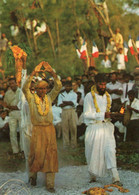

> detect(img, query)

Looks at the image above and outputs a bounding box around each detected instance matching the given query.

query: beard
[96,86,106,96]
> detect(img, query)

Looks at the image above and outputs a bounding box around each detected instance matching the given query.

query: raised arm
[43,62,62,102]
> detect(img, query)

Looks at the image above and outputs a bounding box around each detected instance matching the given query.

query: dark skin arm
[59,101,74,108]
[105,112,123,119]
[0,101,19,111]
[127,105,139,113]
[107,89,123,95]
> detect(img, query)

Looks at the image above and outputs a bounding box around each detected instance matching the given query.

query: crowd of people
[0,24,139,193]
[0,56,139,192]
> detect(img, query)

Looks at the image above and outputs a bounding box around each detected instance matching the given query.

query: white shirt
[83,92,111,126]
[57,90,78,109]
[4,87,21,118]
[0,116,9,128]
[106,81,123,100]
[78,84,85,100]
[121,82,134,103]
[117,53,125,70]
[101,59,111,68]
[52,105,62,125]
[127,98,139,120]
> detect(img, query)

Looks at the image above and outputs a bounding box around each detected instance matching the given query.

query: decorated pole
[10,45,27,86]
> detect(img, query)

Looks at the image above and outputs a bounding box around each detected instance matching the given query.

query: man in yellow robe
[22,62,62,193]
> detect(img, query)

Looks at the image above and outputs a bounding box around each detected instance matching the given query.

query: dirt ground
[0,138,86,173]
[0,137,138,173]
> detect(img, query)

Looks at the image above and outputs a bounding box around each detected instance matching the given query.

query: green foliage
[5,43,32,69]
[117,153,139,165]
[0,0,139,76]
[5,48,15,68]
[18,43,32,56]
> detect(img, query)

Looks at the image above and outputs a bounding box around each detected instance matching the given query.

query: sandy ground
[0,166,139,195]
[0,140,139,195]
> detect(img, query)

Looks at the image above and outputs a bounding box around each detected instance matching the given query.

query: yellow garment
[22,76,62,126]
[113,32,123,49]
[29,125,58,172]
[23,75,62,173]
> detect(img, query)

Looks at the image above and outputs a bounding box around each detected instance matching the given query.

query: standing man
[126,90,139,141]
[113,28,123,50]
[22,62,62,193]
[83,73,122,186]
[3,77,23,156]
[57,80,78,149]
[106,72,123,112]
[121,73,134,104]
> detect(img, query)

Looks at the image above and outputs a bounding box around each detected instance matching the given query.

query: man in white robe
[83,73,122,186]
[17,64,33,176]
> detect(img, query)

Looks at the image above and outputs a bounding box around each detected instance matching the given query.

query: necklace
[34,93,49,116]
[91,85,111,112]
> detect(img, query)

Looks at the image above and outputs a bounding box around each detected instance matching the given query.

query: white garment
[52,105,62,126]
[18,69,32,176]
[121,82,134,103]
[10,25,19,37]
[126,98,139,120]
[4,87,23,153]
[0,116,9,128]
[83,92,117,177]
[114,121,127,141]
[101,59,111,68]
[57,90,78,109]
[117,53,125,70]
[18,69,32,136]
[78,84,85,101]
[106,81,123,100]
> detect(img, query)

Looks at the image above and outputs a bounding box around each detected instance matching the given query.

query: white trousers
[9,117,24,153]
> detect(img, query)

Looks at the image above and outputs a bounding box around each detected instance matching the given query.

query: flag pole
[132,39,139,64]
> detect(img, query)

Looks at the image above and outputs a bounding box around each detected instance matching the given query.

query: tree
[0,0,139,77]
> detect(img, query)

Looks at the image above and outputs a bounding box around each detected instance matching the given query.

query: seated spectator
[125,90,139,141]
[0,109,9,141]
[0,88,5,99]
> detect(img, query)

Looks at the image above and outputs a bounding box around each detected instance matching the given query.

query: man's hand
[31,62,44,76]
[34,62,44,72]
[43,62,53,73]
[43,61,57,78]
[127,105,139,113]
[4,123,9,129]
[105,112,111,118]
[127,105,132,110]
[0,101,7,108]
[63,101,74,106]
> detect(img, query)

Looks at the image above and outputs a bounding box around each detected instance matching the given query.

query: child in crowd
[0,109,9,141]
[116,48,126,71]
